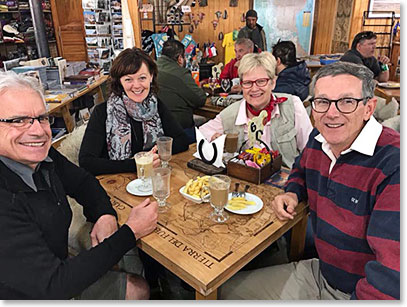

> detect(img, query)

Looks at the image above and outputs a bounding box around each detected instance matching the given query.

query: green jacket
[157,55,207,129]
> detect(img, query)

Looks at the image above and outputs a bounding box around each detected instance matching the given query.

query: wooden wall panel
[134,0,250,64]
[50,0,87,61]
[311,0,337,55]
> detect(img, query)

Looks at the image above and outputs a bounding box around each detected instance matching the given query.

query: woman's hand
[150,145,161,168]
[210,132,223,142]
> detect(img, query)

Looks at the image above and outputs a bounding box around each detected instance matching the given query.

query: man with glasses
[220,62,399,300]
[0,71,158,299]
[340,31,390,82]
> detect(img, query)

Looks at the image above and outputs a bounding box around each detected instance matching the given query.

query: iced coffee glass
[135,151,153,192]
[202,175,231,223]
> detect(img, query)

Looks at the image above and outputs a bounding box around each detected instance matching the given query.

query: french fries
[183,176,210,199]
[227,197,256,211]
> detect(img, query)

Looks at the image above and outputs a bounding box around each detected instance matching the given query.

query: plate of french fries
[179,176,210,204]
[225,193,263,215]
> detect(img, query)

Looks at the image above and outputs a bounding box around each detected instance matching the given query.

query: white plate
[225,193,263,215]
[179,186,207,204]
[228,94,243,100]
[126,179,152,196]
[378,82,400,89]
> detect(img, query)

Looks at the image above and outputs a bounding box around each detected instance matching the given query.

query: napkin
[193,127,226,168]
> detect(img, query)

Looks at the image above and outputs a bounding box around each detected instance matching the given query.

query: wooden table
[98,145,309,300]
[47,75,108,132]
[193,98,225,119]
[375,83,400,104]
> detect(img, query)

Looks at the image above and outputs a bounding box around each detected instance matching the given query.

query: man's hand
[125,198,158,239]
[90,214,118,247]
[150,145,161,168]
[378,55,390,65]
[271,192,298,221]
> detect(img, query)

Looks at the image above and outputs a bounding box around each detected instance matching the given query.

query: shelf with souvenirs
[0,0,58,67]
[82,0,124,73]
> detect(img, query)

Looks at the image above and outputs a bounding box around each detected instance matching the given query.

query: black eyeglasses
[0,114,54,128]
[310,97,371,114]
[241,78,270,89]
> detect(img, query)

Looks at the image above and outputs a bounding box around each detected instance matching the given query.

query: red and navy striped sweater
[285,127,400,300]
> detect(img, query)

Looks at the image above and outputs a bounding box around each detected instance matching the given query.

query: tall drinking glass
[208,77,217,96]
[157,136,173,168]
[135,151,153,192]
[152,167,171,213]
[202,175,231,223]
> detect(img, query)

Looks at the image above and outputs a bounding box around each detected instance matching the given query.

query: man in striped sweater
[219,62,399,300]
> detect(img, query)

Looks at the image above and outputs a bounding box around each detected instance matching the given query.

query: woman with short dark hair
[79,48,189,175]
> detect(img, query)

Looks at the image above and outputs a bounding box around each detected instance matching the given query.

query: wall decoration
[367,0,400,18]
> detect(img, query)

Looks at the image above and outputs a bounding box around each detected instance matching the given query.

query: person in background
[340,31,390,82]
[0,71,158,299]
[157,39,207,144]
[220,62,399,300]
[79,47,189,176]
[199,52,312,169]
[272,40,311,101]
[238,9,267,53]
[219,38,254,93]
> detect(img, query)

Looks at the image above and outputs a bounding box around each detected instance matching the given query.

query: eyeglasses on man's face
[310,97,370,114]
[0,114,54,128]
[241,78,270,89]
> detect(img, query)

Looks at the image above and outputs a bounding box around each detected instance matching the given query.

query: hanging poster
[254,0,315,56]
[367,0,400,18]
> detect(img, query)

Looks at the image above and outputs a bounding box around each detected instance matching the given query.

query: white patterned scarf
[106,93,164,160]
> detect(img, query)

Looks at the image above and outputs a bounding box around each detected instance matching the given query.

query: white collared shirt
[315,116,383,174]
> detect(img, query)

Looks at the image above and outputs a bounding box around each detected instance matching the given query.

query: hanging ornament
[223,10,228,19]
[229,0,238,7]
[215,11,222,20]
[241,13,245,22]
[218,32,224,40]
[199,12,205,22]
[189,24,194,33]
[211,20,218,30]
[199,0,207,7]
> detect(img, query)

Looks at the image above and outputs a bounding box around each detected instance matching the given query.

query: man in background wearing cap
[238,9,267,52]
[340,31,390,82]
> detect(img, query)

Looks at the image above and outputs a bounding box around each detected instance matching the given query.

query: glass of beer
[135,151,153,192]
[202,175,231,223]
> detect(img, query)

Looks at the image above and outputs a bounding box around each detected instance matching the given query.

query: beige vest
[220,93,299,168]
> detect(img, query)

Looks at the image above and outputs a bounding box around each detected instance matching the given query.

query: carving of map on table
[100,173,281,263]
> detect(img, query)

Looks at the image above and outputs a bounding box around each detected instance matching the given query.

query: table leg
[60,104,74,132]
[195,289,217,300]
[289,213,309,262]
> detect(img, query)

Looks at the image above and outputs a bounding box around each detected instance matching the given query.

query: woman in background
[79,48,189,175]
